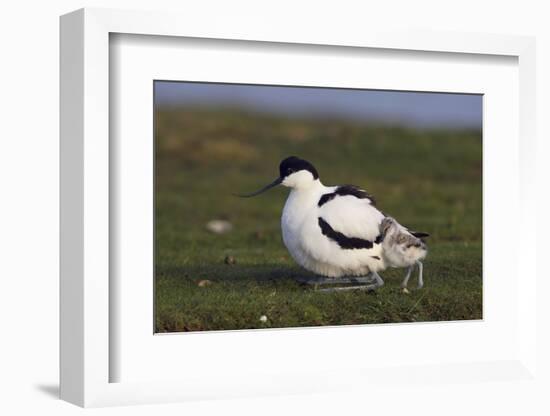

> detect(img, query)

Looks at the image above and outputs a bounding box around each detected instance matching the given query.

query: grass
[155,108,483,332]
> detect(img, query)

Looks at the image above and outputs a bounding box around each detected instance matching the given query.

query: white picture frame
[60,7,537,408]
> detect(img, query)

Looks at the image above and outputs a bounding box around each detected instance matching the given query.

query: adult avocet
[238,156,428,291]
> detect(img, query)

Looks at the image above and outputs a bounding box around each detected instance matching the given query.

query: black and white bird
[238,156,429,291]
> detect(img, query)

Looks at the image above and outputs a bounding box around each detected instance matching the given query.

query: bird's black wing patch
[318,193,337,207]
[318,185,376,207]
[318,217,380,250]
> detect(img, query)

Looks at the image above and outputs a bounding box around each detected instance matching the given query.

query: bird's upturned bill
[236,177,283,197]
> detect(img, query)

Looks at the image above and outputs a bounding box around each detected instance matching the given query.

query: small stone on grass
[206,220,233,234]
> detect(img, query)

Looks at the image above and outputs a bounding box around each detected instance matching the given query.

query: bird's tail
[411,231,430,239]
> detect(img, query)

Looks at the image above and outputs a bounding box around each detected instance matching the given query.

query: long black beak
[235,177,282,197]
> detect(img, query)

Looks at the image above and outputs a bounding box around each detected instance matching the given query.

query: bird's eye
[287,168,294,175]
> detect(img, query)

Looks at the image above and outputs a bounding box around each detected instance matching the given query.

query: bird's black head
[279,156,319,180]
[236,156,320,198]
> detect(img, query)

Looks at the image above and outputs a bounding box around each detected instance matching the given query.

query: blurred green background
[155,83,482,332]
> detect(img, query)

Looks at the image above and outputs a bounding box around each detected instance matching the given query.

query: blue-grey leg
[297,276,376,286]
[316,273,381,292]
[416,260,424,289]
[400,266,414,289]
[371,271,384,289]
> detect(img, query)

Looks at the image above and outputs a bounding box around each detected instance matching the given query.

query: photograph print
[154,81,482,332]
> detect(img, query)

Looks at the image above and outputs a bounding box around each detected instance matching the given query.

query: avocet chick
[379,217,429,291]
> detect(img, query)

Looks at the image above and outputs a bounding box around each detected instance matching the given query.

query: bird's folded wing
[318,195,385,242]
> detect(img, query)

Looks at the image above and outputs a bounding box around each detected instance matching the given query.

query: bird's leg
[400,266,414,289]
[416,260,424,289]
[316,272,381,292]
[363,271,384,291]
[298,275,376,287]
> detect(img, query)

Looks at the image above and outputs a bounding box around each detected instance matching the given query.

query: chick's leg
[400,266,414,289]
[416,260,424,289]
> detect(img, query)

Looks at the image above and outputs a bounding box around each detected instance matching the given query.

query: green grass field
[155,109,482,332]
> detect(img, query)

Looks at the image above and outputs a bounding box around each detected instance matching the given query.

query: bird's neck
[290,178,324,194]
[287,180,326,206]
[283,180,325,224]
